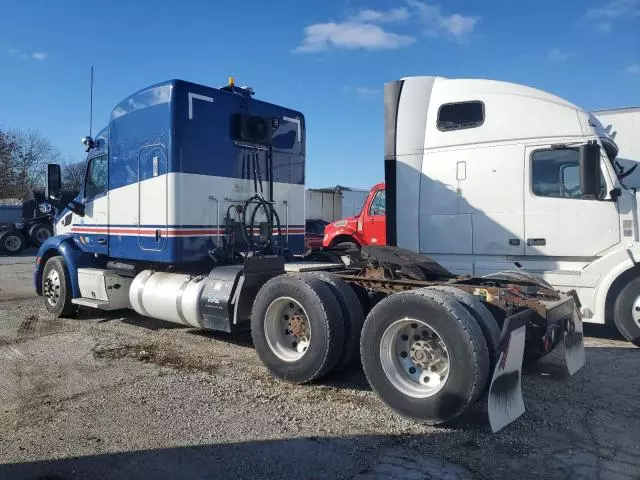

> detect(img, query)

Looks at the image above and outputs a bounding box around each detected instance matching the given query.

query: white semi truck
[382,77,640,346]
[35,77,585,433]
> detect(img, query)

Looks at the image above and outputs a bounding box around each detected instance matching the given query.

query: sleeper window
[437,101,484,131]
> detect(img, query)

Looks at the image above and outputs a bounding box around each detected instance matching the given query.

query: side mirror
[45,164,62,201]
[579,142,602,198]
[610,188,622,201]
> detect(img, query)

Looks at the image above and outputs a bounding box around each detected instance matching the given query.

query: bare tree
[0,128,18,198]
[9,129,60,196]
[62,158,87,192]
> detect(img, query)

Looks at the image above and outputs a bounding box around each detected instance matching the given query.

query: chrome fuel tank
[129,270,207,328]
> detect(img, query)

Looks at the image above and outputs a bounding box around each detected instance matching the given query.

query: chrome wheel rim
[264,297,311,362]
[43,269,61,307]
[632,296,640,328]
[4,235,22,252]
[380,318,450,398]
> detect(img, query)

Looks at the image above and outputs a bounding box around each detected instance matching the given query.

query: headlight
[38,202,52,214]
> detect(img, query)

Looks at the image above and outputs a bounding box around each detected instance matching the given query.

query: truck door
[362,188,386,245]
[524,145,620,258]
[138,145,168,251]
[76,155,109,255]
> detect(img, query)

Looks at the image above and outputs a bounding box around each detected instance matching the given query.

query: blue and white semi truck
[34,76,586,432]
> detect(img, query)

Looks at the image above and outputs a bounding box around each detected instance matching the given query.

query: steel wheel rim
[380,317,450,398]
[35,227,51,243]
[632,296,640,328]
[43,269,61,307]
[4,235,22,252]
[264,297,311,362]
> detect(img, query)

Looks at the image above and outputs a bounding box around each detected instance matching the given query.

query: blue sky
[1,0,639,189]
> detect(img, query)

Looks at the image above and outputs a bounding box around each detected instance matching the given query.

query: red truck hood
[325,216,359,234]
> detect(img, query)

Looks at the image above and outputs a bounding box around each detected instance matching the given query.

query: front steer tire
[42,256,77,318]
[613,276,640,346]
[251,274,346,383]
[360,289,490,425]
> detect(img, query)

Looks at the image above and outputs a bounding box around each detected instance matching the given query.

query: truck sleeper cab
[35,76,585,433]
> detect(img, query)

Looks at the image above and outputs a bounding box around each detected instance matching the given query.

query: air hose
[240,194,283,255]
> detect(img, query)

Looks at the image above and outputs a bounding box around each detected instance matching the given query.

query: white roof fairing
[398,76,590,150]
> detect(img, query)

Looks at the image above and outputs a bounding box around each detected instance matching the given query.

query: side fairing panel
[386,77,437,251]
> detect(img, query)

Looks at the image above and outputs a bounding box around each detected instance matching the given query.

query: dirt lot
[0,254,639,480]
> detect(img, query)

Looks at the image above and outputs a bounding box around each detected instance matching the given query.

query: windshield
[588,114,633,184]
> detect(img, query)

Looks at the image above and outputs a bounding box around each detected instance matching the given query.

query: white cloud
[548,48,572,63]
[349,7,409,23]
[355,87,382,96]
[595,21,612,32]
[294,22,415,53]
[406,0,479,43]
[585,0,640,18]
[294,3,479,53]
[584,0,640,30]
[8,48,27,59]
[624,63,640,74]
[8,48,48,60]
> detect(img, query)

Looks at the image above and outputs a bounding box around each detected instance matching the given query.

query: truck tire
[304,272,365,372]
[0,229,26,255]
[251,274,346,383]
[28,222,53,247]
[485,270,553,290]
[361,289,490,425]
[333,241,360,251]
[613,277,640,346]
[428,286,500,372]
[42,256,77,317]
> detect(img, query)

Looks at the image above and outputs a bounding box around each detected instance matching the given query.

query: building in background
[305,185,370,222]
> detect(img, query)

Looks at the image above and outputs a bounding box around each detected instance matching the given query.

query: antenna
[89,65,94,137]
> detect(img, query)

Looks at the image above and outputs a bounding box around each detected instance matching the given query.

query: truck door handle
[527,238,546,246]
[97,238,107,245]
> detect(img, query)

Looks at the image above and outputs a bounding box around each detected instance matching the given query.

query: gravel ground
[0,256,639,480]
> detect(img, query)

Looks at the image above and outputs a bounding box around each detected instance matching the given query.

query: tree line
[0,126,87,202]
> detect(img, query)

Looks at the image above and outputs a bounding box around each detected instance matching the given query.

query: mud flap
[564,308,585,376]
[488,310,529,433]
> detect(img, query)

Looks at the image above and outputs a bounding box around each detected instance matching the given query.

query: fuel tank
[129,270,208,328]
[128,258,284,332]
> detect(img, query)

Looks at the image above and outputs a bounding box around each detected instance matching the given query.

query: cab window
[369,189,386,216]
[85,155,108,198]
[531,149,606,199]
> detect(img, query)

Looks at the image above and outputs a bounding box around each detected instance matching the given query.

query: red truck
[322,182,386,248]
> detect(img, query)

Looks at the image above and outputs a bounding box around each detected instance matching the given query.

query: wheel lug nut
[409,367,416,374]
[400,351,408,358]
